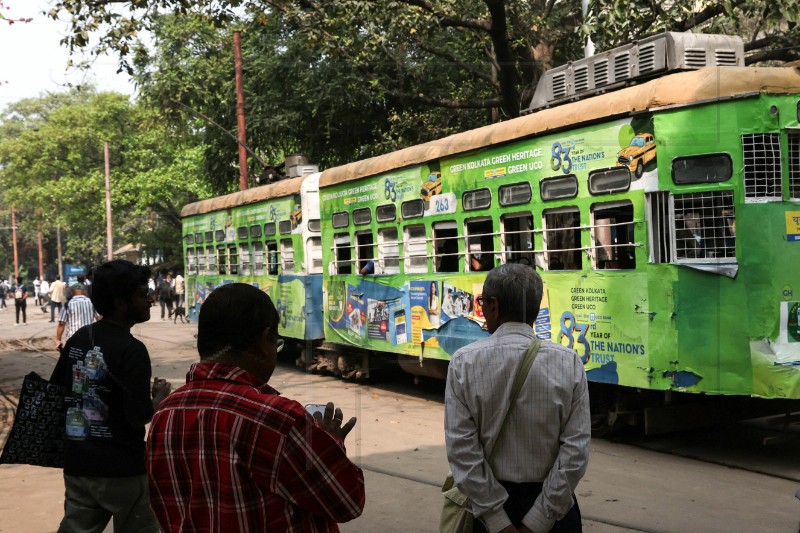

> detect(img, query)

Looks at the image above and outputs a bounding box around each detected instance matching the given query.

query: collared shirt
[146,362,365,533]
[50,280,67,303]
[58,295,99,341]
[445,322,590,533]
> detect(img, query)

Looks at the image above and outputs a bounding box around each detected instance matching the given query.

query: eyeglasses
[276,338,284,353]
[476,295,491,307]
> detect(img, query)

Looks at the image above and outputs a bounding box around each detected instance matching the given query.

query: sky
[0,0,135,110]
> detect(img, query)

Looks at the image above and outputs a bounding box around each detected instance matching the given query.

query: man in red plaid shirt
[146,283,365,532]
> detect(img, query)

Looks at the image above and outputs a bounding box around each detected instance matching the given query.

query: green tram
[182,39,800,433]
[181,174,325,348]
[317,65,800,431]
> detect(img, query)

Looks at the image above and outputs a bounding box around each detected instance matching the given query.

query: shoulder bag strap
[487,339,541,465]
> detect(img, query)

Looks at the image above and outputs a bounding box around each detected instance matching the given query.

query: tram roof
[319,66,800,188]
[180,175,305,218]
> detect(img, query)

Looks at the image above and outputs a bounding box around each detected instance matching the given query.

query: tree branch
[411,36,499,89]
[386,91,501,109]
[398,0,491,32]
[675,1,744,31]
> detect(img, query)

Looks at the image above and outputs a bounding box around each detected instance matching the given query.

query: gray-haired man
[445,264,590,533]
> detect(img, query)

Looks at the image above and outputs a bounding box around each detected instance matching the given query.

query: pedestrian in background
[39,278,50,310]
[13,276,28,326]
[34,276,42,306]
[445,264,590,533]
[173,272,185,309]
[157,273,174,320]
[146,283,365,532]
[49,275,67,323]
[55,282,100,352]
[0,279,7,310]
[50,260,171,533]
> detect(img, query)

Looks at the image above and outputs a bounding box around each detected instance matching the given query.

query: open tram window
[356,231,375,274]
[280,239,294,272]
[591,202,635,270]
[266,241,279,275]
[378,228,400,274]
[334,233,354,274]
[466,218,495,272]
[187,249,196,275]
[197,247,206,274]
[239,243,251,275]
[543,208,582,270]
[252,242,264,275]
[673,191,736,261]
[433,221,459,273]
[206,246,216,274]
[404,224,428,274]
[501,213,534,266]
[228,245,239,275]
[307,237,323,274]
[217,246,227,275]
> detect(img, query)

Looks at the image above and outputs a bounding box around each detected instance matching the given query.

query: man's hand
[313,402,357,442]
[151,377,171,408]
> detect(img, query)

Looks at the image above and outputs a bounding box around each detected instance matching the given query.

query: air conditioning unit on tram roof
[522,32,745,115]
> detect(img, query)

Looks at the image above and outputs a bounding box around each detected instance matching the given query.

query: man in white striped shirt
[445,264,590,533]
[56,283,100,351]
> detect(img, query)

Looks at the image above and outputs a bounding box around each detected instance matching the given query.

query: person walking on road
[445,264,590,533]
[39,278,50,310]
[0,279,7,310]
[146,283,365,532]
[50,260,171,533]
[13,276,28,326]
[49,275,67,323]
[157,273,174,320]
[55,282,100,351]
[33,276,42,306]
[173,272,185,309]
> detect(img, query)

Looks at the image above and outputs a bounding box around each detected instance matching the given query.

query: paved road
[0,299,798,532]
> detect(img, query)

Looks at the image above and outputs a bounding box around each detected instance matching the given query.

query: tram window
[308,219,321,232]
[252,242,264,275]
[673,190,736,260]
[354,208,372,226]
[239,243,251,275]
[195,233,203,244]
[215,230,225,243]
[264,222,276,236]
[499,183,532,206]
[465,218,495,271]
[401,199,424,219]
[463,188,492,211]
[742,133,782,199]
[790,131,800,200]
[501,213,534,266]
[228,244,239,275]
[334,233,354,274]
[185,234,194,245]
[540,175,578,200]
[646,191,674,263]
[672,154,733,184]
[433,221,459,273]
[187,248,196,275]
[592,202,635,270]
[308,237,323,274]
[217,246,227,275]
[543,208,582,270]
[250,225,262,238]
[332,212,350,228]
[404,224,428,274]
[588,168,631,195]
[197,247,206,274]
[266,241,279,275]
[204,231,213,243]
[356,231,375,273]
[377,204,396,223]
[237,227,248,240]
[280,239,294,271]
[279,220,292,235]
[206,246,215,274]
[378,227,400,274]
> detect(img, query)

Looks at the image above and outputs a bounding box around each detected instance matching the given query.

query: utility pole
[234,30,248,191]
[37,211,44,279]
[104,141,113,260]
[11,206,18,278]
[56,225,63,281]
